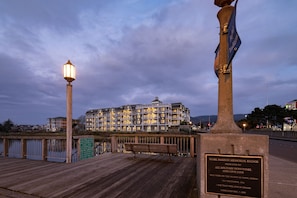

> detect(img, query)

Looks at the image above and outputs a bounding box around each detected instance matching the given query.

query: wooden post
[77,138,81,160]
[3,138,8,157]
[190,136,195,157]
[21,139,27,159]
[42,139,48,161]
[160,136,165,144]
[111,135,117,153]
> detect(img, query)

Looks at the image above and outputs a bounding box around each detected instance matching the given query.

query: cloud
[0,0,296,124]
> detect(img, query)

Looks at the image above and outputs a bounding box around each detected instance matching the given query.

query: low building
[11,125,44,132]
[283,117,297,131]
[283,100,297,131]
[85,97,190,132]
[47,117,79,132]
[285,99,297,110]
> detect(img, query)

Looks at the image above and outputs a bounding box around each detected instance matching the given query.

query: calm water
[0,139,111,162]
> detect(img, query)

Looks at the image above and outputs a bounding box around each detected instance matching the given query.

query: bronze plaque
[206,154,263,197]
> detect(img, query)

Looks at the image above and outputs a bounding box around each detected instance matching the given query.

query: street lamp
[63,60,76,163]
[243,123,247,132]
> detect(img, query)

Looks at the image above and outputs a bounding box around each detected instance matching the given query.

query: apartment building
[85,97,190,132]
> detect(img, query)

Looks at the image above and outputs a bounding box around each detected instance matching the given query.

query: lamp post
[63,60,76,163]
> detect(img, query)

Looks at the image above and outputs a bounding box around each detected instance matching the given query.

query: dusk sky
[1,0,296,125]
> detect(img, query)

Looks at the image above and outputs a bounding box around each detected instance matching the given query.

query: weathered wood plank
[0,188,39,198]
[0,153,197,198]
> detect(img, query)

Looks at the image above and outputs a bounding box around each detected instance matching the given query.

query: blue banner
[227,0,241,67]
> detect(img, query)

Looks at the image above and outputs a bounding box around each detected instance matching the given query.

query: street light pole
[63,60,76,163]
[66,82,72,163]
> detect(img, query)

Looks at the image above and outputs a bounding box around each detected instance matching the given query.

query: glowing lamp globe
[63,60,76,82]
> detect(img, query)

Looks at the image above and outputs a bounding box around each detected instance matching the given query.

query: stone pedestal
[197,133,269,197]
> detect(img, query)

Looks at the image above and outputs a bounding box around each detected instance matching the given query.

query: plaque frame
[205,154,263,197]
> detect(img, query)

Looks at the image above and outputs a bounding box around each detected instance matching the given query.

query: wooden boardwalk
[0,153,197,198]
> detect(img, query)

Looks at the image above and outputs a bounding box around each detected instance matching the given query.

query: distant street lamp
[63,60,76,163]
[243,123,247,132]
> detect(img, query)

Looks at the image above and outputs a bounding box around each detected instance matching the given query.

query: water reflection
[0,139,111,162]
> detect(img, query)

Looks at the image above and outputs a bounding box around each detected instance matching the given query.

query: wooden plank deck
[0,153,197,198]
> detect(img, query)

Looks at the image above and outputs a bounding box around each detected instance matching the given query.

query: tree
[77,115,86,132]
[262,105,287,126]
[2,119,14,132]
[246,104,297,129]
[247,107,265,128]
[288,109,297,120]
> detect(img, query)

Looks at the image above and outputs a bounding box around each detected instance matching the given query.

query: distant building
[283,100,297,131]
[11,125,44,132]
[85,97,190,132]
[47,117,79,132]
[285,99,297,110]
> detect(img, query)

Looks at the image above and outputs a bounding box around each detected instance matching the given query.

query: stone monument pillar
[196,1,269,197]
[210,0,241,134]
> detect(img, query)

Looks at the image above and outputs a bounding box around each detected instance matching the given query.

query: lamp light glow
[64,60,76,82]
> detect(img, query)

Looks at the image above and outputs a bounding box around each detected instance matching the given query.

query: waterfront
[0,137,111,162]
